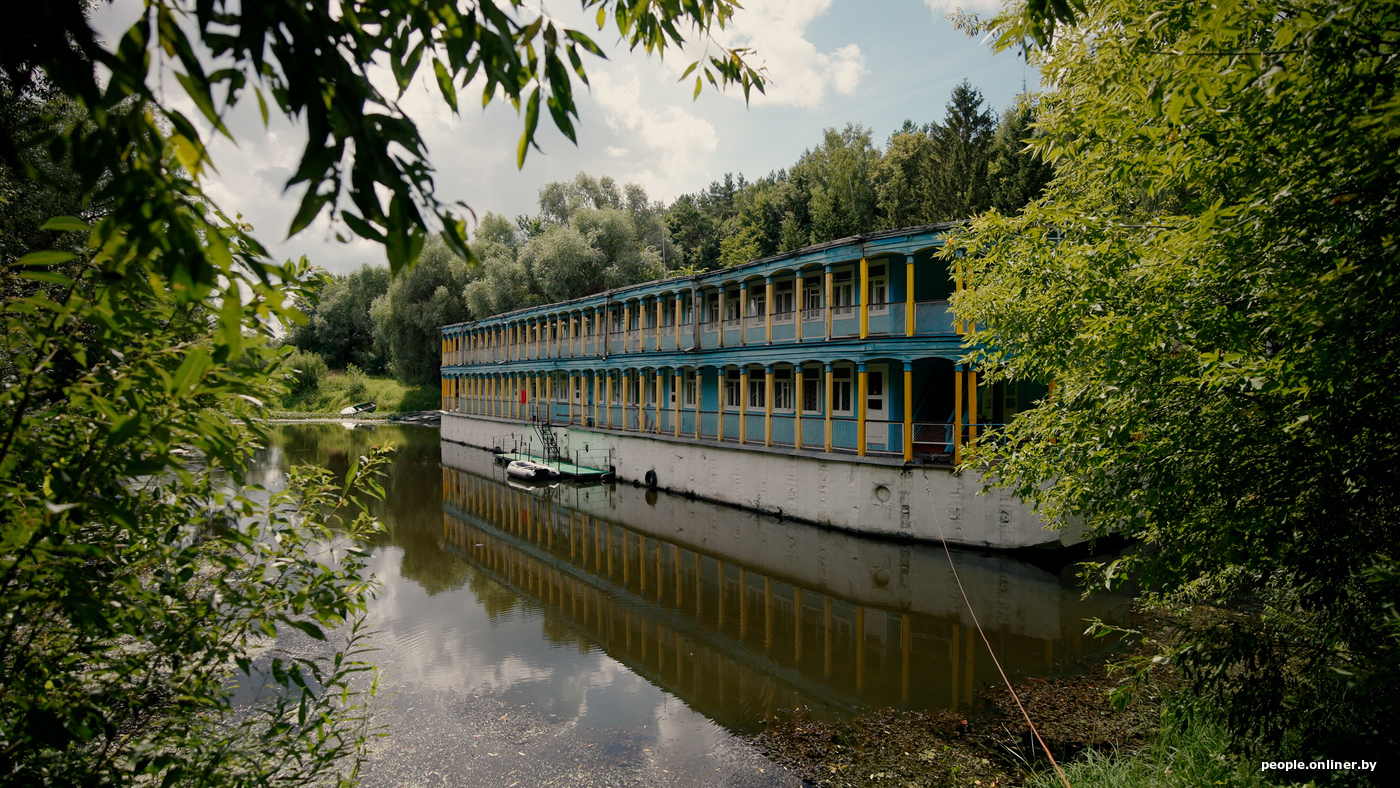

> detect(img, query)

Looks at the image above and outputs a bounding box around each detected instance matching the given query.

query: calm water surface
[251,424,1126,787]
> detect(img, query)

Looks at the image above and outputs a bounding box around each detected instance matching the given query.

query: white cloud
[694,0,867,110]
[589,68,718,196]
[923,0,1005,14]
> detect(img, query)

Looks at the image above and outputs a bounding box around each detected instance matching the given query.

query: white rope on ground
[925,482,1072,788]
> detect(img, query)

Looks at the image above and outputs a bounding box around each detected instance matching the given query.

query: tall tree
[790,124,882,243]
[289,264,391,372]
[986,94,1053,215]
[372,236,473,384]
[929,80,996,220]
[953,0,1400,759]
[874,128,940,228]
[465,175,670,316]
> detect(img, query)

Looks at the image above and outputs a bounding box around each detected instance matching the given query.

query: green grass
[1025,708,1273,788]
[275,371,439,416]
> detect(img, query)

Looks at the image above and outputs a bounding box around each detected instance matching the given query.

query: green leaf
[16,250,76,266]
[432,57,458,113]
[253,86,270,126]
[18,271,75,286]
[171,346,211,394]
[40,216,92,233]
[288,620,327,640]
[517,87,540,168]
[564,29,606,58]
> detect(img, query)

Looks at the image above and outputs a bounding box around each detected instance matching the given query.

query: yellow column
[764,277,773,344]
[764,365,773,447]
[794,367,805,449]
[717,289,726,348]
[655,369,663,434]
[597,308,606,356]
[795,272,804,342]
[859,256,869,339]
[955,264,965,335]
[968,368,979,443]
[905,259,916,337]
[623,304,631,353]
[627,371,635,431]
[673,368,682,437]
[739,283,748,346]
[604,372,612,429]
[857,364,868,457]
[655,298,662,351]
[953,365,964,464]
[593,372,601,427]
[695,368,703,440]
[739,367,748,444]
[823,364,833,453]
[903,363,914,463]
[824,266,834,339]
[674,294,682,348]
[717,369,725,442]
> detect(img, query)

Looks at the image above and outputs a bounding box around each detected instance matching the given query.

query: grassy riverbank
[752,653,1271,788]
[276,370,439,417]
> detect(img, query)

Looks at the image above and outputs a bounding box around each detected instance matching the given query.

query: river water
[251,423,1126,787]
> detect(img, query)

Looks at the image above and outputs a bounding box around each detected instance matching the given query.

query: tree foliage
[664,84,1049,272]
[288,265,391,374]
[952,0,1400,760]
[465,174,671,316]
[0,0,765,782]
[372,236,474,385]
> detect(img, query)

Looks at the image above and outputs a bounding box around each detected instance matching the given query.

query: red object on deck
[519,389,526,404]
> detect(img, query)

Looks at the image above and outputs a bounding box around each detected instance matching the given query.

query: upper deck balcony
[438,223,965,369]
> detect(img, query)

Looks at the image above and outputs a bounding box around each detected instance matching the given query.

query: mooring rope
[925,482,1072,788]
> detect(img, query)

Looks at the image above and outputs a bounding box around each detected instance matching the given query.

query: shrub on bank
[285,349,328,396]
[1025,705,1270,788]
[276,370,440,415]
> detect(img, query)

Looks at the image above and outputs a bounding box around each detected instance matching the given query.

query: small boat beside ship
[505,459,562,481]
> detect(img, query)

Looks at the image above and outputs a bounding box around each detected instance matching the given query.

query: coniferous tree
[929,80,997,220]
[987,95,1053,215]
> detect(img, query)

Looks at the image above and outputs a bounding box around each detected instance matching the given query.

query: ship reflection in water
[439,441,1127,733]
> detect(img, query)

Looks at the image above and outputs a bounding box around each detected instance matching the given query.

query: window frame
[747,373,766,410]
[773,368,795,412]
[832,366,854,415]
[801,367,822,414]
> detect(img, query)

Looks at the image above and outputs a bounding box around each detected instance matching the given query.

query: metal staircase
[531,404,563,461]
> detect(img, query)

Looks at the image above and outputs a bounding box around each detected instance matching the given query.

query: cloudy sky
[91,0,1027,275]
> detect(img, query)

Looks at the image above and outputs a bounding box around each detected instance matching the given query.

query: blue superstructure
[438,223,1042,464]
